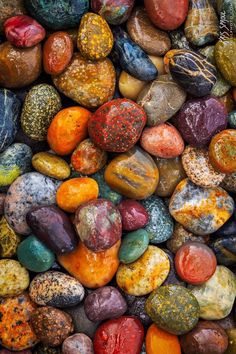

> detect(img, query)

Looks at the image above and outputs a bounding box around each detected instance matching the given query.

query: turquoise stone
[119,229,149,264]
[228,111,236,129]
[17,235,55,272]
[91,168,122,205]
[141,196,174,243]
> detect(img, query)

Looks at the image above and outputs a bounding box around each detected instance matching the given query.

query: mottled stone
[0,0,26,33]
[0,259,29,297]
[221,173,236,193]
[0,216,20,258]
[118,229,149,264]
[62,333,93,354]
[215,38,236,86]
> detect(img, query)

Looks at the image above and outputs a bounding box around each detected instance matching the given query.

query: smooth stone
[26,205,77,255]
[122,292,152,328]
[127,7,171,56]
[169,178,234,235]
[211,72,231,97]
[32,152,70,180]
[167,223,210,254]
[112,27,158,81]
[215,38,236,86]
[0,293,38,351]
[184,0,219,46]
[215,313,236,330]
[228,111,236,129]
[118,70,147,101]
[0,259,29,297]
[118,199,149,231]
[169,29,192,50]
[21,84,61,141]
[0,42,42,89]
[214,218,236,237]
[62,333,94,354]
[25,0,89,30]
[118,229,149,264]
[174,96,227,147]
[53,53,115,109]
[145,285,200,335]
[163,249,186,287]
[84,286,127,322]
[91,0,134,25]
[218,91,234,113]
[225,329,236,354]
[15,129,49,154]
[0,0,26,33]
[210,236,236,266]
[4,172,60,235]
[116,245,170,296]
[17,235,55,272]
[141,196,174,243]
[0,143,32,188]
[189,266,236,320]
[155,157,186,197]
[217,0,236,33]
[91,168,122,205]
[137,74,186,126]
[29,271,84,308]
[221,173,236,193]
[0,89,21,152]
[146,324,181,354]
[0,216,20,257]
[104,146,159,200]
[182,145,225,188]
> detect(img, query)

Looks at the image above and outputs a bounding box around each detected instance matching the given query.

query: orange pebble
[58,241,120,288]
[146,324,181,354]
[56,177,99,213]
[47,106,91,155]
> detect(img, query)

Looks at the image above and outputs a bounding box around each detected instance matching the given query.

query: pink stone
[118,199,149,231]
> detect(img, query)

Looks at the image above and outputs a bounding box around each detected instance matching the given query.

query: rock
[62,333,94,354]
[210,235,236,266]
[228,110,236,129]
[0,0,26,33]
[0,216,20,257]
[0,259,29,297]
[146,324,181,354]
[215,38,236,86]
[221,173,236,193]
[92,168,122,205]
[118,199,149,231]
[32,152,70,180]
[91,0,134,25]
[0,193,6,215]
[118,229,149,264]
[118,70,147,101]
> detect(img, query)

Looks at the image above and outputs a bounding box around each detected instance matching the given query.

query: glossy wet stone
[118,199,149,231]
[174,96,227,147]
[210,236,236,266]
[32,152,70,180]
[0,42,42,89]
[169,30,192,50]
[189,266,236,320]
[215,38,236,86]
[92,168,122,205]
[137,75,186,126]
[53,53,115,109]
[62,333,93,354]
[88,98,146,153]
[112,27,158,81]
[146,324,181,354]
[121,292,151,328]
[4,172,60,235]
[182,145,225,188]
[169,178,234,235]
[0,0,26,33]
[17,235,55,272]
[4,15,46,48]
[0,259,29,297]
[127,7,171,56]
[0,216,20,258]
[26,205,77,255]
[117,245,170,296]
[91,0,134,25]
[228,111,236,129]
[119,229,149,264]
[145,285,200,335]
[104,147,159,200]
[118,70,147,100]
[141,196,174,243]
[221,173,236,193]
[163,249,185,287]
[26,0,89,30]
[214,218,236,237]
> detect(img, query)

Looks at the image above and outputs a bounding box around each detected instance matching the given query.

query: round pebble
[32,152,70,180]
[0,259,29,297]
[118,229,149,264]
[118,199,149,231]
[0,216,20,258]
[62,333,94,354]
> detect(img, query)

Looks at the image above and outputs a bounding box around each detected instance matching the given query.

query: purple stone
[174,96,227,147]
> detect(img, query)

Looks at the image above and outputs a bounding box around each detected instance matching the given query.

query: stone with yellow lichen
[0,216,20,258]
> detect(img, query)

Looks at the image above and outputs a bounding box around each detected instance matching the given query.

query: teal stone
[141,196,174,243]
[0,143,32,188]
[0,89,21,152]
[17,235,55,272]
[26,0,89,30]
[217,0,236,34]
[92,168,122,204]
[228,111,236,129]
[119,229,149,264]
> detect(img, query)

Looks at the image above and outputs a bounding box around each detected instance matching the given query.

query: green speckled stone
[141,196,174,243]
[91,168,122,204]
[215,38,236,86]
[21,84,61,141]
[0,143,32,188]
[145,284,200,335]
[225,329,236,354]
[17,235,55,272]
[119,229,149,264]
[228,111,236,129]
[189,266,236,320]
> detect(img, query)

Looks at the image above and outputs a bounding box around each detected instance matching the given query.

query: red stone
[175,242,217,285]
[93,316,144,354]
[88,98,147,152]
[118,199,149,231]
[4,15,46,48]
[144,0,189,30]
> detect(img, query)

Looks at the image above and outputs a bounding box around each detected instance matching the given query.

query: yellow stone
[32,152,71,180]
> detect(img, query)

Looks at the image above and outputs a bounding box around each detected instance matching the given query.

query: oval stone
[123,293,152,328]
[118,70,147,101]
[62,333,94,354]
[92,168,122,205]
[4,172,60,235]
[221,173,236,193]
[0,0,26,33]
[146,324,181,354]
[118,199,149,231]
[189,266,236,320]
[169,178,234,235]
[0,259,29,297]
[210,235,236,266]
[0,216,20,258]
[29,271,84,308]
[91,0,134,25]
[215,38,236,86]
[116,245,170,296]
[32,152,70,180]
[118,229,149,264]
[53,53,115,109]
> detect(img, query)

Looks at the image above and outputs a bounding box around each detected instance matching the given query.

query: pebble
[123,293,152,328]
[116,245,170,296]
[0,216,20,257]
[4,172,60,235]
[169,178,234,235]
[0,293,38,351]
[91,0,134,25]
[31,306,74,347]
[118,229,149,264]
[228,110,236,129]
[0,259,29,297]
[29,271,84,308]
[0,0,26,33]
[181,145,225,188]
[221,173,236,193]
[146,324,181,354]
[145,285,200,335]
[163,249,185,287]
[118,199,149,231]
[52,53,115,109]
[137,75,186,126]
[92,168,122,205]
[17,235,55,272]
[225,329,236,354]
[84,286,127,322]
[215,38,236,86]
[189,266,236,320]
[118,70,147,100]
[32,152,70,180]
[21,84,62,141]
[62,333,94,354]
